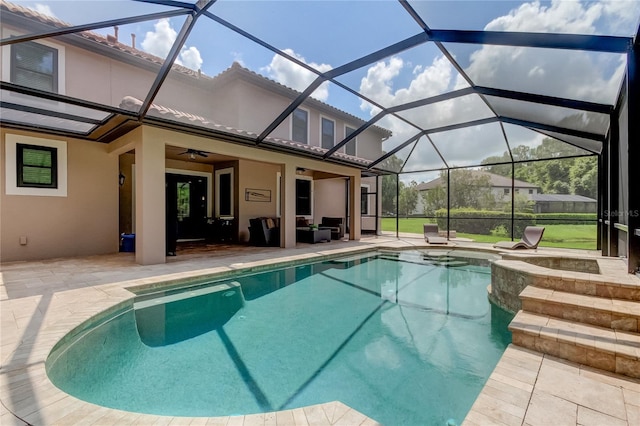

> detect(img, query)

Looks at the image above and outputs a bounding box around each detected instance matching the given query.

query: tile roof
[119,96,371,166]
[416,170,539,190]
[531,194,596,202]
[1,0,390,137]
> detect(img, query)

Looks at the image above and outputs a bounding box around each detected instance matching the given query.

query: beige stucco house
[0,1,389,265]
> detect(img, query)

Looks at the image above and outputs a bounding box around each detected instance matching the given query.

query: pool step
[509,310,640,379]
[530,272,640,302]
[422,255,469,267]
[520,286,640,332]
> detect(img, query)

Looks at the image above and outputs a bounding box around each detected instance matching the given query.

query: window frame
[345,125,357,156]
[16,143,58,189]
[2,29,66,95]
[215,167,234,219]
[320,115,335,150]
[291,108,309,144]
[361,184,370,215]
[5,134,67,197]
[10,41,59,93]
[295,176,313,217]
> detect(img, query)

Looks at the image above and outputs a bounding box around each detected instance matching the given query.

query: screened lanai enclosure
[1,0,640,271]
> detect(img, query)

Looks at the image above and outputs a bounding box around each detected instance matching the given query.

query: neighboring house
[531,194,597,214]
[0,1,388,264]
[414,171,539,214]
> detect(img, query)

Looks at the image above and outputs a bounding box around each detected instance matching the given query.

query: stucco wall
[237,159,281,242]
[314,178,347,223]
[1,130,118,262]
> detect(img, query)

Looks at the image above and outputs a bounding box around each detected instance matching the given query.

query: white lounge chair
[423,224,448,244]
[494,226,545,250]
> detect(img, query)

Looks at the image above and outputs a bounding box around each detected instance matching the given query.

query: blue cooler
[120,233,135,252]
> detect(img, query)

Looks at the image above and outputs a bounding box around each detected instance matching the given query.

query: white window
[296,176,313,217]
[361,184,370,215]
[345,126,357,156]
[11,41,58,92]
[5,134,67,197]
[2,30,66,94]
[291,108,308,144]
[215,167,234,219]
[321,116,335,150]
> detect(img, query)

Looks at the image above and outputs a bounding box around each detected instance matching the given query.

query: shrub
[435,209,536,236]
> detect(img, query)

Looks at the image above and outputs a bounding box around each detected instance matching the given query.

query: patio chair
[494,226,545,250]
[423,224,448,244]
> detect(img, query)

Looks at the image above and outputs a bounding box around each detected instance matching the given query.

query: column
[280,163,296,248]
[135,134,166,265]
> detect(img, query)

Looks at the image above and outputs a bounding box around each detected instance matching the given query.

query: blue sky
[9,0,640,173]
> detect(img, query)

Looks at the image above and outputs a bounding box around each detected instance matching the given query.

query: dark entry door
[166,173,208,242]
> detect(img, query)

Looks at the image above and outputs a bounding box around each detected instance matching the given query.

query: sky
[8,0,640,176]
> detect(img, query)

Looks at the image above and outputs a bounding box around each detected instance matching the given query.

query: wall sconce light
[119,172,126,187]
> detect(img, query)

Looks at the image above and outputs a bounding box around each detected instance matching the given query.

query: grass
[381,218,597,250]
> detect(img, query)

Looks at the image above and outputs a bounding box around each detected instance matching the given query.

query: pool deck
[1,235,639,425]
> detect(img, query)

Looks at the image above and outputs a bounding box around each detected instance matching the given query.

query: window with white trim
[345,126,357,156]
[215,167,234,219]
[17,143,57,188]
[292,108,308,144]
[5,134,67,197]
[321,117,335,150]
[11,41,58,93]
[296,177,313,217]
[361,184,370,215]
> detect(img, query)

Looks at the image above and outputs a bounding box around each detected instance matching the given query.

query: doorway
[166,173,208,244]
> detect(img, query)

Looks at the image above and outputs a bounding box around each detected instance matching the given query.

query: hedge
[531,213,597,224]
[435,209,535,235]
[434,209,596,235]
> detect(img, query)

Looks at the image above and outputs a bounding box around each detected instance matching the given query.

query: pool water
[46,250,513,425]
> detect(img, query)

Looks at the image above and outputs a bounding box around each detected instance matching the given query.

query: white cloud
[263,49,332,102]
[141,19,203,71]
[485,0,601,34]
[33,3,55,18]
[179,46,203,72]
[360,55,454,109]
[141,19,175,58]
[358,1,621,173]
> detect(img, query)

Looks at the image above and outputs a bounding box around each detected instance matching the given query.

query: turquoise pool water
[46,250,513,425]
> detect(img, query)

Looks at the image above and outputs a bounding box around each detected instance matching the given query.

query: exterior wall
[534,201,597,214]
[1,129,118,262]
[65,46,159,107]
[236,80,291,136]
[492,186,537,201]
[237,159,281,242]
[314,178,347,223]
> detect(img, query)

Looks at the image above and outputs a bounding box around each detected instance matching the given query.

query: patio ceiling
[1,0,638,176]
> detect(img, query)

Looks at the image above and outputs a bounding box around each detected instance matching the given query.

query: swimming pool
[46,249,513,425]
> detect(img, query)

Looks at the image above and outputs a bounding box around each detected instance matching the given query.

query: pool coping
[2,240,638,425]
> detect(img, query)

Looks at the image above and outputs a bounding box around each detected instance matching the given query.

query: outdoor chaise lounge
[494,226,545,250]
[423,224,448,244]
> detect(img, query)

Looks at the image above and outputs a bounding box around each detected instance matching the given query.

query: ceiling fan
[178,149,208,160]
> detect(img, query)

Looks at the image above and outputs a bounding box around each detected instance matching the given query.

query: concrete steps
[519,286,640,332]
[509,269,640,379]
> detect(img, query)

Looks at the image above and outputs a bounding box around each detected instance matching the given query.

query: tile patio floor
[1,235,638,425]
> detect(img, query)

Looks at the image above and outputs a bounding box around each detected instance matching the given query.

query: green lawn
[381,218,597,250]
